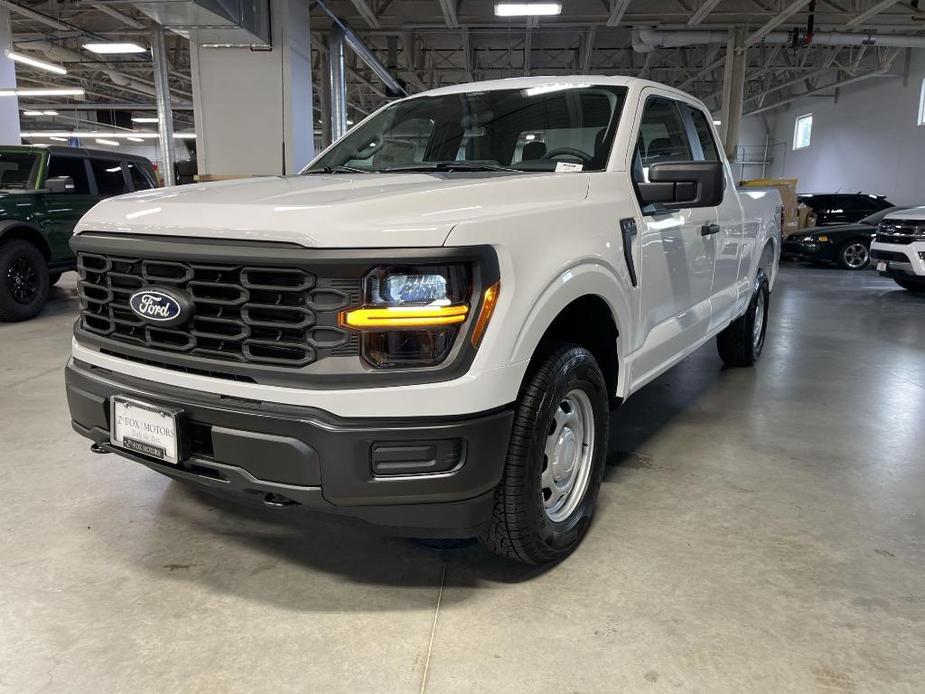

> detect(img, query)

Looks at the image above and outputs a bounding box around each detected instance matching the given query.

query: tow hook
[90,443,110,455]
[263,493,298,508]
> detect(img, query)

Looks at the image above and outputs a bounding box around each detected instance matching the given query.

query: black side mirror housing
[44,176,74,194]
[637,160,725,209]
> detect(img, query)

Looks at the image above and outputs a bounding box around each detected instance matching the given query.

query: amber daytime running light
[342,304,468,328]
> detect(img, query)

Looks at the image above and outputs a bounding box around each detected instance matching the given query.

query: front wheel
[0,239,50,322]
[838,241,870,270]
[717,271,770,367]
[894,277,925,294]
[480,343,609,564]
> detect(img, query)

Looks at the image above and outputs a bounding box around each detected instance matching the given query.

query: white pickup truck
[66,77,781,564]
[870,206,925,293]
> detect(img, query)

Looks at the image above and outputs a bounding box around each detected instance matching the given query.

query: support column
[190,0,315,179]
[151,25,176,186]
[719,26,747,161]
[0,9,20,145]
[328,24,347,142]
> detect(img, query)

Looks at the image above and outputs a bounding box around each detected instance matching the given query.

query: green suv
[0,145,157,321]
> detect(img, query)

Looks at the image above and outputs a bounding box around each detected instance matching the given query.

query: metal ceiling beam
[580,26,597,73]
[462,27,473,80]
[0,0,72,31]
[349,0,381,29]
[87,3,144,30]
[744,0,812,47]
[844,0,901,27]
[745,68,897,116]
[688,0,724,26]
[438,0,459,28]
[607,0,632,26]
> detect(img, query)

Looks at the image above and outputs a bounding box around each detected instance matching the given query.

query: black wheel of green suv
[480,342,609,565]
[0,239,49,322]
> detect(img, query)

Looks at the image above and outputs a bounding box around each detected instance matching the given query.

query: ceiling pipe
[315,0,407,96]
[632,27,925,51]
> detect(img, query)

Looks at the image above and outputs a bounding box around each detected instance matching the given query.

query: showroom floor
[2,264,924,694]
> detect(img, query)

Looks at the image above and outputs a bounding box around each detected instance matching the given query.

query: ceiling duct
[129,0,270,47]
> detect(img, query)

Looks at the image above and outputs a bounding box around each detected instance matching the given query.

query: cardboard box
[740,178,800,238]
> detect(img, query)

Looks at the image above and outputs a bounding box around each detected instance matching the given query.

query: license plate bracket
[110,396,183,465]
[877,261,888,272]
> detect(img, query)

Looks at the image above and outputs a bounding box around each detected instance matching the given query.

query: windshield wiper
[383,161,521,173]
[305,165,371,174]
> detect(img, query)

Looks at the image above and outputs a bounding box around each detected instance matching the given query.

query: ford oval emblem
[129,287,194,327]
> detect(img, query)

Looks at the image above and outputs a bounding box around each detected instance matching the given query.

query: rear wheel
[480,343,609,565]
[0,239,49,322]
[717,271,770,367]
[838,241,870,270]
[894,277,925,294]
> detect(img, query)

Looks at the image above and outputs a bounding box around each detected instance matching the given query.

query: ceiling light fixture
[6,50,67,75]
[82,42,146,54]
[494,3,561,16]
[23,110,44,116]
[713,119,722,125]
[131,116,159,123]
[49,136,68,142]
[20,130,195,140]
[127,136,145,142]
[0,88,85,97]
[43,110,59,116]
[95,138,120,146]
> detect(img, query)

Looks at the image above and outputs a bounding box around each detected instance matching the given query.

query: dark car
[0,145,157,321]
[798,192,893,227]
[783,206,911,270]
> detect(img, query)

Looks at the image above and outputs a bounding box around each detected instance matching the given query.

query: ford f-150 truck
[65,77,781,564]
[870,206,925,294]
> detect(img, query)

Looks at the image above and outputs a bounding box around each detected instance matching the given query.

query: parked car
[0,145,157,321]
[65,77,782,565]
[797,192,893,227]
[782,206,912,270]
[870,206,925,293]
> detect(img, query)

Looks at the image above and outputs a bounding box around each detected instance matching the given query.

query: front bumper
[870,241,925,279]
[781,238,834,262]
[66,360,514,537]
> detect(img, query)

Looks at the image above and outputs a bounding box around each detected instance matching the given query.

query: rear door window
[47,155,91,194]
[89,159,129,196]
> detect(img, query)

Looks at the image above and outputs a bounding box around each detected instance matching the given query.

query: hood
[74,172,590,248]
[884,205,925,221]
[802,223,870,236]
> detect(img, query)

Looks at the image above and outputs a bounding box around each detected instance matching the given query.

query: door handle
[701,223,721,236]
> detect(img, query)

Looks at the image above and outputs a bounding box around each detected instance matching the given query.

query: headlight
[340,263,498,368]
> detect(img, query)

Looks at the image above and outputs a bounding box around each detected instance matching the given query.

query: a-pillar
[719,26,747,162]
[189,0,315,179]
[0,9,21,145]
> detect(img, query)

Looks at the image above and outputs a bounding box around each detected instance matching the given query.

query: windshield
[0,151,40,189]
[306,84,627,174]
[858,206,906,225]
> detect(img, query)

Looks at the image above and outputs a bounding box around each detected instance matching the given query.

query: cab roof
[416,75,700,102]
[0,143,152,162]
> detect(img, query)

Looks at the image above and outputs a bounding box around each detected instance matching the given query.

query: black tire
[894,277,925,294]
[480,343,609,565]
[837,241,870,270]
[0,239,49,322]
[717,270,770,367]
[49,272,63,287]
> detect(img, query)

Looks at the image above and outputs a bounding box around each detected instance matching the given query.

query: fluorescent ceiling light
[346,119,354,125]
[82,42,146,54]
[713,119,722,125]
[131,116,159,123]
[49,136,68,142]
[23,110,44,116]
[0,88,84,97]
[95,138,120,146]
[20,130,195,140]
[6,50,67,75]
[495,3,561,16]
[43,110,59,116]
[127,136,145,142]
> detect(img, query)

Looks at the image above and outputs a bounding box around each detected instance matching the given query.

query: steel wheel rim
[753,290,766,351]
[7,255,40,305]
[843,243,869,269]
[542,388,595,523]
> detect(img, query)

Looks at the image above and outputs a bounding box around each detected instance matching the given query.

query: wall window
[917,78,925,126]
[793,113,813,150]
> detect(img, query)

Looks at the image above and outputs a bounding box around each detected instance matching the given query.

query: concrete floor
[2,264,924,694]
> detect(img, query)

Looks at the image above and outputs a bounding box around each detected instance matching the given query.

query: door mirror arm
[43,176,75,194]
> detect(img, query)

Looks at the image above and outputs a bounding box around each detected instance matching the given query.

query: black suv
[0,145,157,321]
[798,193,893,227]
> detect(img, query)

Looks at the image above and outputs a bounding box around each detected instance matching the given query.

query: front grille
[876,220,924,246]
[78,252,360,368]
[870,249,910,263]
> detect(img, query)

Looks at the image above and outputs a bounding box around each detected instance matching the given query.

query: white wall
[747,49,925,206]
[0,9,20,145]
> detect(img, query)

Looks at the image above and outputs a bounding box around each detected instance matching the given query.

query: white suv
[871,207,925,294]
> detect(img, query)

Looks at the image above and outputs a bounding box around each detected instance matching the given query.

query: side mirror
[637,160,724,209]
[44,176,75,194]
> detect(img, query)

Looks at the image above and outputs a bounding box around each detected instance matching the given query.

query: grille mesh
[78,252,359,368]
